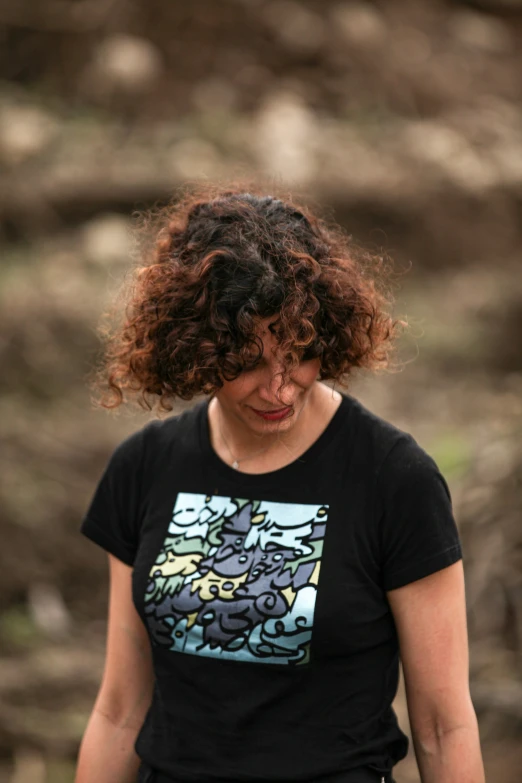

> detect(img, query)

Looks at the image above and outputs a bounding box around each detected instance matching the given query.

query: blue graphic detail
[144,493,327,665]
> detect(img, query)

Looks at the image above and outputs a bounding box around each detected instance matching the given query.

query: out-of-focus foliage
[1,1,522,781]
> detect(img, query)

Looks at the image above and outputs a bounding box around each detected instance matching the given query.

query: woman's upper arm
[94,554,154,729]
[387,560,475,740]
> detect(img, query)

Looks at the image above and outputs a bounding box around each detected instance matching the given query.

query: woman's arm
[387,560,485,783]
[75,554,154,783]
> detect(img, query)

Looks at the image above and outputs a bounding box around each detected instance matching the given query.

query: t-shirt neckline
[197,392,351,487]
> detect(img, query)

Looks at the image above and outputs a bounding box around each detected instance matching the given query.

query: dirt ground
[1,0,522,780]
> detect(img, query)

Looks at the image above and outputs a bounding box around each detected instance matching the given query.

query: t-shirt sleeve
[376,434,463,591]
[80,426,148,566]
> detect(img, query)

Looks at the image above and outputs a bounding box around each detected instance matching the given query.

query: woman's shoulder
[144,398,205,440]
[341,392,434,477]
[342,391,409,447]
[340,394,447,520]
[109,398,205,465]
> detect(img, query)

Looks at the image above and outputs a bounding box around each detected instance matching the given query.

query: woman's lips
[250,406,293,421]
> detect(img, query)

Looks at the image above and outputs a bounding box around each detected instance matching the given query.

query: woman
[75,183,484,783]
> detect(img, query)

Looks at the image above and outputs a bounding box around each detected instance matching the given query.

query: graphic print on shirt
[144,493,327,665]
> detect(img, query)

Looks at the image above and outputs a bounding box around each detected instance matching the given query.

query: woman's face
[214,317,321,435]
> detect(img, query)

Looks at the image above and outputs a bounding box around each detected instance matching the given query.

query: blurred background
[1,0,521,781]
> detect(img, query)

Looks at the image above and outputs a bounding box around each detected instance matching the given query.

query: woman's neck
[207,382,342,473]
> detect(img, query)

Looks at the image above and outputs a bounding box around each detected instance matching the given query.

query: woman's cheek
[293,359,321,387]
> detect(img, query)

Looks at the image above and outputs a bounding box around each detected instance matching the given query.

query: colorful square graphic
[144,493,328,665]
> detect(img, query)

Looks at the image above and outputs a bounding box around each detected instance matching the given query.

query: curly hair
[90,179,409,413]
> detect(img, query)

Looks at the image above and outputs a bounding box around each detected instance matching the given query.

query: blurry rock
[10,747,46,783]
[315,122,396,194]
[404,122,465,166]
[474,439,517,484]
[463,0,522,9]
[254,91,318,183]
[472,680,522,721]
[27,582,71,640]
[391,26,432,67]
[263,1,326,53]
[168,138,223,179]
[82,34,163,100]
[449,10,512,53]
[491,140,522,185]
[330,2,387,48]
[82,214,133,266]
[0,106,58,165]
[449,100,522,188]
[275,76,320,105]
[403,121,498,191]
[192,77,239,113]
[234,64,273,89]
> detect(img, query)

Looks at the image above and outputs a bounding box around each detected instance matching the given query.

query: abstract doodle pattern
[144,493,328,665]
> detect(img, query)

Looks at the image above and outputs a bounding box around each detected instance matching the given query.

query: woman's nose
[258,366,294,404]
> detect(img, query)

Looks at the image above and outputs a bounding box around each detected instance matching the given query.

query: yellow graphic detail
[281,585,296,608]
[189,569,249,600]
[155,551,203,577]
[186,612,198,629]
[309,560,321,586]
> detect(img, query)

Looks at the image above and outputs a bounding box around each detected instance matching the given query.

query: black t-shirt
[80,392,462,782]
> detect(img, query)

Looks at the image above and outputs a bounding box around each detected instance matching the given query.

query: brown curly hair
[90,178,409,413]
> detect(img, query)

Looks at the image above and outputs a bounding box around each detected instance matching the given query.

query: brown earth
[1,0,522,780]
